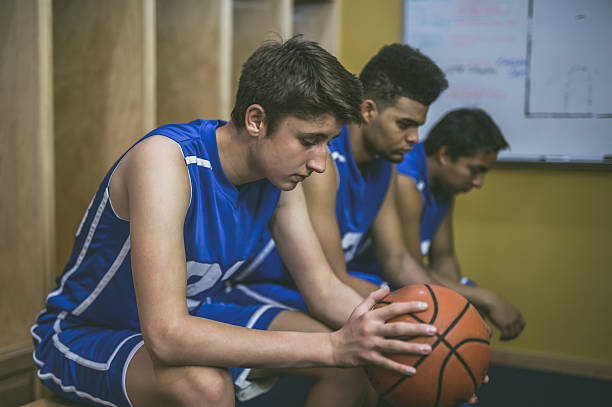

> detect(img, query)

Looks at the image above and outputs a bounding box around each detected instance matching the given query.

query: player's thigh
[126,345,234,407]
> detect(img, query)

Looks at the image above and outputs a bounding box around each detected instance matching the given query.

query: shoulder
[124,135,190,201]
[396,168,425,213]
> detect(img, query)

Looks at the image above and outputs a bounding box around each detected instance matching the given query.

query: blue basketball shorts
[31,299,287,407]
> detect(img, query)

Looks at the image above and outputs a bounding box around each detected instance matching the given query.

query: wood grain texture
[293,0,338,55]
[0,0,52,349]
[232,0,291,99]
[53,0,145,273]
[156,0,225,124]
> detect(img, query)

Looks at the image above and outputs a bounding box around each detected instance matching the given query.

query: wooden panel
[0,0,53,348]
[0,345,37,407]
[232,0,292,98]
[0,370,35,407]
[294,0,338,55]
[156,0,227,124]
[53,0,147,273]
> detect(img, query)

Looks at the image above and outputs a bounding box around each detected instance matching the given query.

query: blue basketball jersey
[233,125,393,285]
[43,119,281,329]
[396,142,451,256]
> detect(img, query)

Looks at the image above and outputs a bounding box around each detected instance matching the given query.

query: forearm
[306,273,364,329]
[429,273,491,309]
[147,314,335,369]
[429,254,461,281]
[381,252,438,288]
[336,272,382,300]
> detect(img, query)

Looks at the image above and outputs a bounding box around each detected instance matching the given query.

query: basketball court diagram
[525,0,612,118]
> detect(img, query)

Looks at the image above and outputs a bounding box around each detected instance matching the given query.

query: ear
[360,99,379,124]
[244,104,266,137]
[437,145,451,166]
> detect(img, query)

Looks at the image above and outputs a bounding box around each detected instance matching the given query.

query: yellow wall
[338,0,612,363]
[455,168,612,362]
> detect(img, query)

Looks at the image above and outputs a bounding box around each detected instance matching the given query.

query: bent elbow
[141,320,183,365]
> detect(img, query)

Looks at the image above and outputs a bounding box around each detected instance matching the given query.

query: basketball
[366,284,490,407]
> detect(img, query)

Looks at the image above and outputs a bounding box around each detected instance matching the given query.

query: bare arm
[428,203,462,281]
[121,136,437,373]
[300,153,381,298]
[425,192,526,340]
[270,183,370,328]
[372,168,438,288]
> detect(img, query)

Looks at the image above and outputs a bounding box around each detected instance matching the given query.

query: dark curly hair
[359,43,448,109]
[231,36,363,134]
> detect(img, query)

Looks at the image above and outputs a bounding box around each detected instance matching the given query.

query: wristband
[460,276,477,287]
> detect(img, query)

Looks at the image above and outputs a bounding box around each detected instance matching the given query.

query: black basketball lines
[376,284,490,407]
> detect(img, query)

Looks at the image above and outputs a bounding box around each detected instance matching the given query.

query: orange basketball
[366,284,490,407]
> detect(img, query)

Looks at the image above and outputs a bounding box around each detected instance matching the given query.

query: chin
[386,154,405,164]
[274,179,299,191]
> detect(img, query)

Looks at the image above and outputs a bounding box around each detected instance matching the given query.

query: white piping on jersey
[331,151,346,163]
[72,237,131,316]
[233,239,277,282]
[38,370,118,407]
[76,195,95,236]
[30,324,42,344]
[234,284,296,311]
[421,240,431,256]
[355,236,372,258]
[47,189,110,301]
[184,155,212,169]
[330,148,341,192]
[122,340,144,407]
[416,180,426,192]
[235,304,282,401]
[51,311,141,371]
[221,260,246,281]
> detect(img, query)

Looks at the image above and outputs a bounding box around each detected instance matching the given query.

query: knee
[178,366,234,406]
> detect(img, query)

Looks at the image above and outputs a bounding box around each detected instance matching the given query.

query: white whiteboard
[404,0,612,163]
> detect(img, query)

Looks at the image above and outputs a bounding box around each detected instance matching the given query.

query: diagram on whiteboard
[404,0,612,161]
[526,0,612,118]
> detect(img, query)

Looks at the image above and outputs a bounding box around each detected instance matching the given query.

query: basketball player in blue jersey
[31,37,439,407]
[231,43,447,300]
[394,108,526,341]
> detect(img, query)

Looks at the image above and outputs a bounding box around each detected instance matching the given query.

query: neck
[216,122,261,186]
[426,154,442,196]
[347,123,377,167]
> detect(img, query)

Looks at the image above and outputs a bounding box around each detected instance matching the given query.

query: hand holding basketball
[330,285,437,375]
[366,284,491,407]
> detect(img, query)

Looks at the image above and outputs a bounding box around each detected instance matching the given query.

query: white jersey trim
[51,311,141,371]
[47,189,109,301]
[122,340,144,407]
[235,304,281,401]
[234,285,296,311]
[72,237,131,316]
[233,239,276,282]
[38,370,117,407]
[184,155,212,169]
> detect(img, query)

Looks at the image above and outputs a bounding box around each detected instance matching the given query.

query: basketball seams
[370,286,490,407]
[423,284,439,324]
[380,300,474,401]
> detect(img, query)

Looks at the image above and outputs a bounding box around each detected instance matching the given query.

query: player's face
[257,114,341,191]
[440,149,498,195]
[365,97,428,163]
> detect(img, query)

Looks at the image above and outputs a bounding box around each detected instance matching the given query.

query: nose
[307,144,327,174]
[472,173,485,189]
[406,128,419,145]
